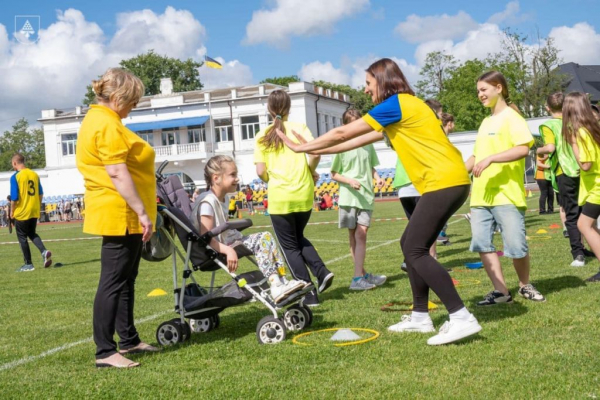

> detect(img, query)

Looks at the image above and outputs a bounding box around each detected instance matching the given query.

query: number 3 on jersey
[27,180,36,196]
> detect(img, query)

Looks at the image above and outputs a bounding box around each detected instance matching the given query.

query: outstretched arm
[277,118,374,153]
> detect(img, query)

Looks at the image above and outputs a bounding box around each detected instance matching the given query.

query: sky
[0,0,599,132]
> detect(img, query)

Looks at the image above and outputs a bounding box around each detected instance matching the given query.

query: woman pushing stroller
[191,155,307,303]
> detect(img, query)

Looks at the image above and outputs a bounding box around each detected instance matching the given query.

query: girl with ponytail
[254,90,334,307]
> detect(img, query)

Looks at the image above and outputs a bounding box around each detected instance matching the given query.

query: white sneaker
[427,314,482,346]
[284,279,305,293]
[570,255,585,267]
[388,315,435,333]
[271,280,302,303]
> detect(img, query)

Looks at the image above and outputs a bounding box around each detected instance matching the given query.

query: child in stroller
[193,155,308,303]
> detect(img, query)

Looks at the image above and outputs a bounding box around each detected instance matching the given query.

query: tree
[415,51,457,99]
[312,80,374,115]
[0,118,46,171]
[260,75,300,87]
[83,50,204,105]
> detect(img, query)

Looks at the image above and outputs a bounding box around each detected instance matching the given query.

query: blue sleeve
[364,95,402,130]
[10,174,19,202]
[39,179,44,196]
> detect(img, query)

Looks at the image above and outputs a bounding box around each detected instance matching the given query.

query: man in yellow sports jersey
[10,154,52,272]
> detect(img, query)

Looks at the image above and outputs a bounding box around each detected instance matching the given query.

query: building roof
[559,62,600,103]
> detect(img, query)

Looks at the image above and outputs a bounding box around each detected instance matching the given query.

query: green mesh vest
[539,118,579,178]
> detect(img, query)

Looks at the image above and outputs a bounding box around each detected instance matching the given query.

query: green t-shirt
[540,118,579,178]
[393,158,411,188]
[331,144,379,210]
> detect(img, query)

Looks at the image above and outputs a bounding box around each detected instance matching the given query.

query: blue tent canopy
[125,116,210,132]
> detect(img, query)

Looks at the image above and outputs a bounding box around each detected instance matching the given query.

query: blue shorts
[469,205,528,259]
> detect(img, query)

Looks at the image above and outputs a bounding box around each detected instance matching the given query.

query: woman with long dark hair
[276,58,481,346]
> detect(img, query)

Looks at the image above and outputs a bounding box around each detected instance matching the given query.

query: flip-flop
[119,343,160,355]
[95,359,140,368]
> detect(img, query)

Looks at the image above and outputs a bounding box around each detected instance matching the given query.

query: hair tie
[275,115,282,120]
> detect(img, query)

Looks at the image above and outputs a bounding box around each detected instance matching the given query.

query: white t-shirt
[397,183,421,199]
[199,197,229,217]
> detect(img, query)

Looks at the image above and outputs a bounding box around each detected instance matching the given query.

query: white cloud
[394,11,478,44]
[298,61,351,86]
[549,22,600,65]
[297,56,420,91]
[243,0,369,48]
[0,8,253,133]
[200,58,254,89]
[487,1,524,25]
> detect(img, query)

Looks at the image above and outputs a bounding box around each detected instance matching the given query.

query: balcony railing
[153,142,207,157]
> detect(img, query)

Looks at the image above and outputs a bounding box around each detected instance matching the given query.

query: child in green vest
[331,109,387,290]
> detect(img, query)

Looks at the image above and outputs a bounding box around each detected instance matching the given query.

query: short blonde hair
[92,68,145,111]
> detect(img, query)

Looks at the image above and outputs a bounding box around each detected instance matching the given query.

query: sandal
[119,342,160,355]
[96,353,140,368]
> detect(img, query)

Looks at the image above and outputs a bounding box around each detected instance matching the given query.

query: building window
[161,129,180,146]
[214,118,233,142]
[137,130,154,146]
[241,115,260,140]
[61,133,77,156]
[188,124,205,143]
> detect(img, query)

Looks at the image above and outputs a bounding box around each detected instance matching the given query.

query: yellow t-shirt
[10,168,42,220]
[363,94,470,194]
[540,125,563,176]
[76,105,157,236]
[471,107,534,208]
[254,121,314,214]
[576,128,600,206]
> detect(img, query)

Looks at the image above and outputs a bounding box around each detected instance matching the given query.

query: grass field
[1,194,599,399]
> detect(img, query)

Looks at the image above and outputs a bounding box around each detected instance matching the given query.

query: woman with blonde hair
[77,68,158,368]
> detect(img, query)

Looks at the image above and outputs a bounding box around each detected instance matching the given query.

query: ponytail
[259,90,291,152]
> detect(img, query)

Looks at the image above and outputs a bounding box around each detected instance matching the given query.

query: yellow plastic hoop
[527,235,552,240]
[453,279,482,287]
[292,328,380,347]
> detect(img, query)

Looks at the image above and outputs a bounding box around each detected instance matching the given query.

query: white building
[0,79,549,198]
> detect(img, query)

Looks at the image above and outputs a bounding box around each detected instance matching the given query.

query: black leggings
[94,234,143,359]
[270,211,330,284]
[536,179,554,212]
[400,185,470,313]
[557,174,583,258]
[15,218,46,265]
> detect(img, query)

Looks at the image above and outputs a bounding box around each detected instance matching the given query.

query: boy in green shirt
[331,110,387,290]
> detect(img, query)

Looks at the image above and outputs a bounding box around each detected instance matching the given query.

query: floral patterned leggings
[241,231,285,279]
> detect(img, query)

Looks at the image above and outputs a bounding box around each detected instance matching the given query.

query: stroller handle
[156,160,169,181]
[208,219,254,238]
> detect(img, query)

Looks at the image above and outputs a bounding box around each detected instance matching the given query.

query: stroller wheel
[300,305,313,327]
[156,320,183,346]
[171,318,191,342]
[189,317,214,333]
[283,305,310,331]
[256,316,286,344]
[211,314,220,329]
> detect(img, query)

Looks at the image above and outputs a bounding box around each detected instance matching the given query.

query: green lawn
[1,195,599,399]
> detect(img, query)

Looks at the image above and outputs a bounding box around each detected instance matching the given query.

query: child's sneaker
[476,290,513,306]
[518,284,546,302]
[42,250,52,268]
[282,279,304,294]
[16,264,34,272]
[427,314,482,345]
[270,279,300,303]
[365,273,387,286]
[388,315,435,333]
[349,277,376,291]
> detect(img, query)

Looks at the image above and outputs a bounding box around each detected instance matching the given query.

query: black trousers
[15,218,46,265]
[270,211,330,284]
[400,185,470,313]
[94,234,143,359]
[536,179,554,212]
[400,196,420,220]
[557,174,584,258]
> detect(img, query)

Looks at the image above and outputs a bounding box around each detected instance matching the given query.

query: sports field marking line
[323,238,398,265]
[0,236,101,245]
[0,310,171,373]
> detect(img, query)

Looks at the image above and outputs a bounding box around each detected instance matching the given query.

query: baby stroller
[150,161,315,345]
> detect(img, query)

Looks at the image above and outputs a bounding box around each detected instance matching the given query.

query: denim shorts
[339,206,372,229]
[469,205,528,258]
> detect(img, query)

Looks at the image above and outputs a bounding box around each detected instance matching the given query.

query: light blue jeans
[470,205,528,259]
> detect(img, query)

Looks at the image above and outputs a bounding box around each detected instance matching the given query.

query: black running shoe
[477,290,513,306]
[563,230,569,238]
[318,271,334,294]
[586,272,600,283]
[303,290,320,308]
[583,249,596,258]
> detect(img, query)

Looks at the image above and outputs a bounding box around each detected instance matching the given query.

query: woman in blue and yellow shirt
[276,58,481,346]
[77,68,158,368]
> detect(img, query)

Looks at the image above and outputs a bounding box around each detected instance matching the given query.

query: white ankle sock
[449,307,471,321]
[411,311,430,322]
